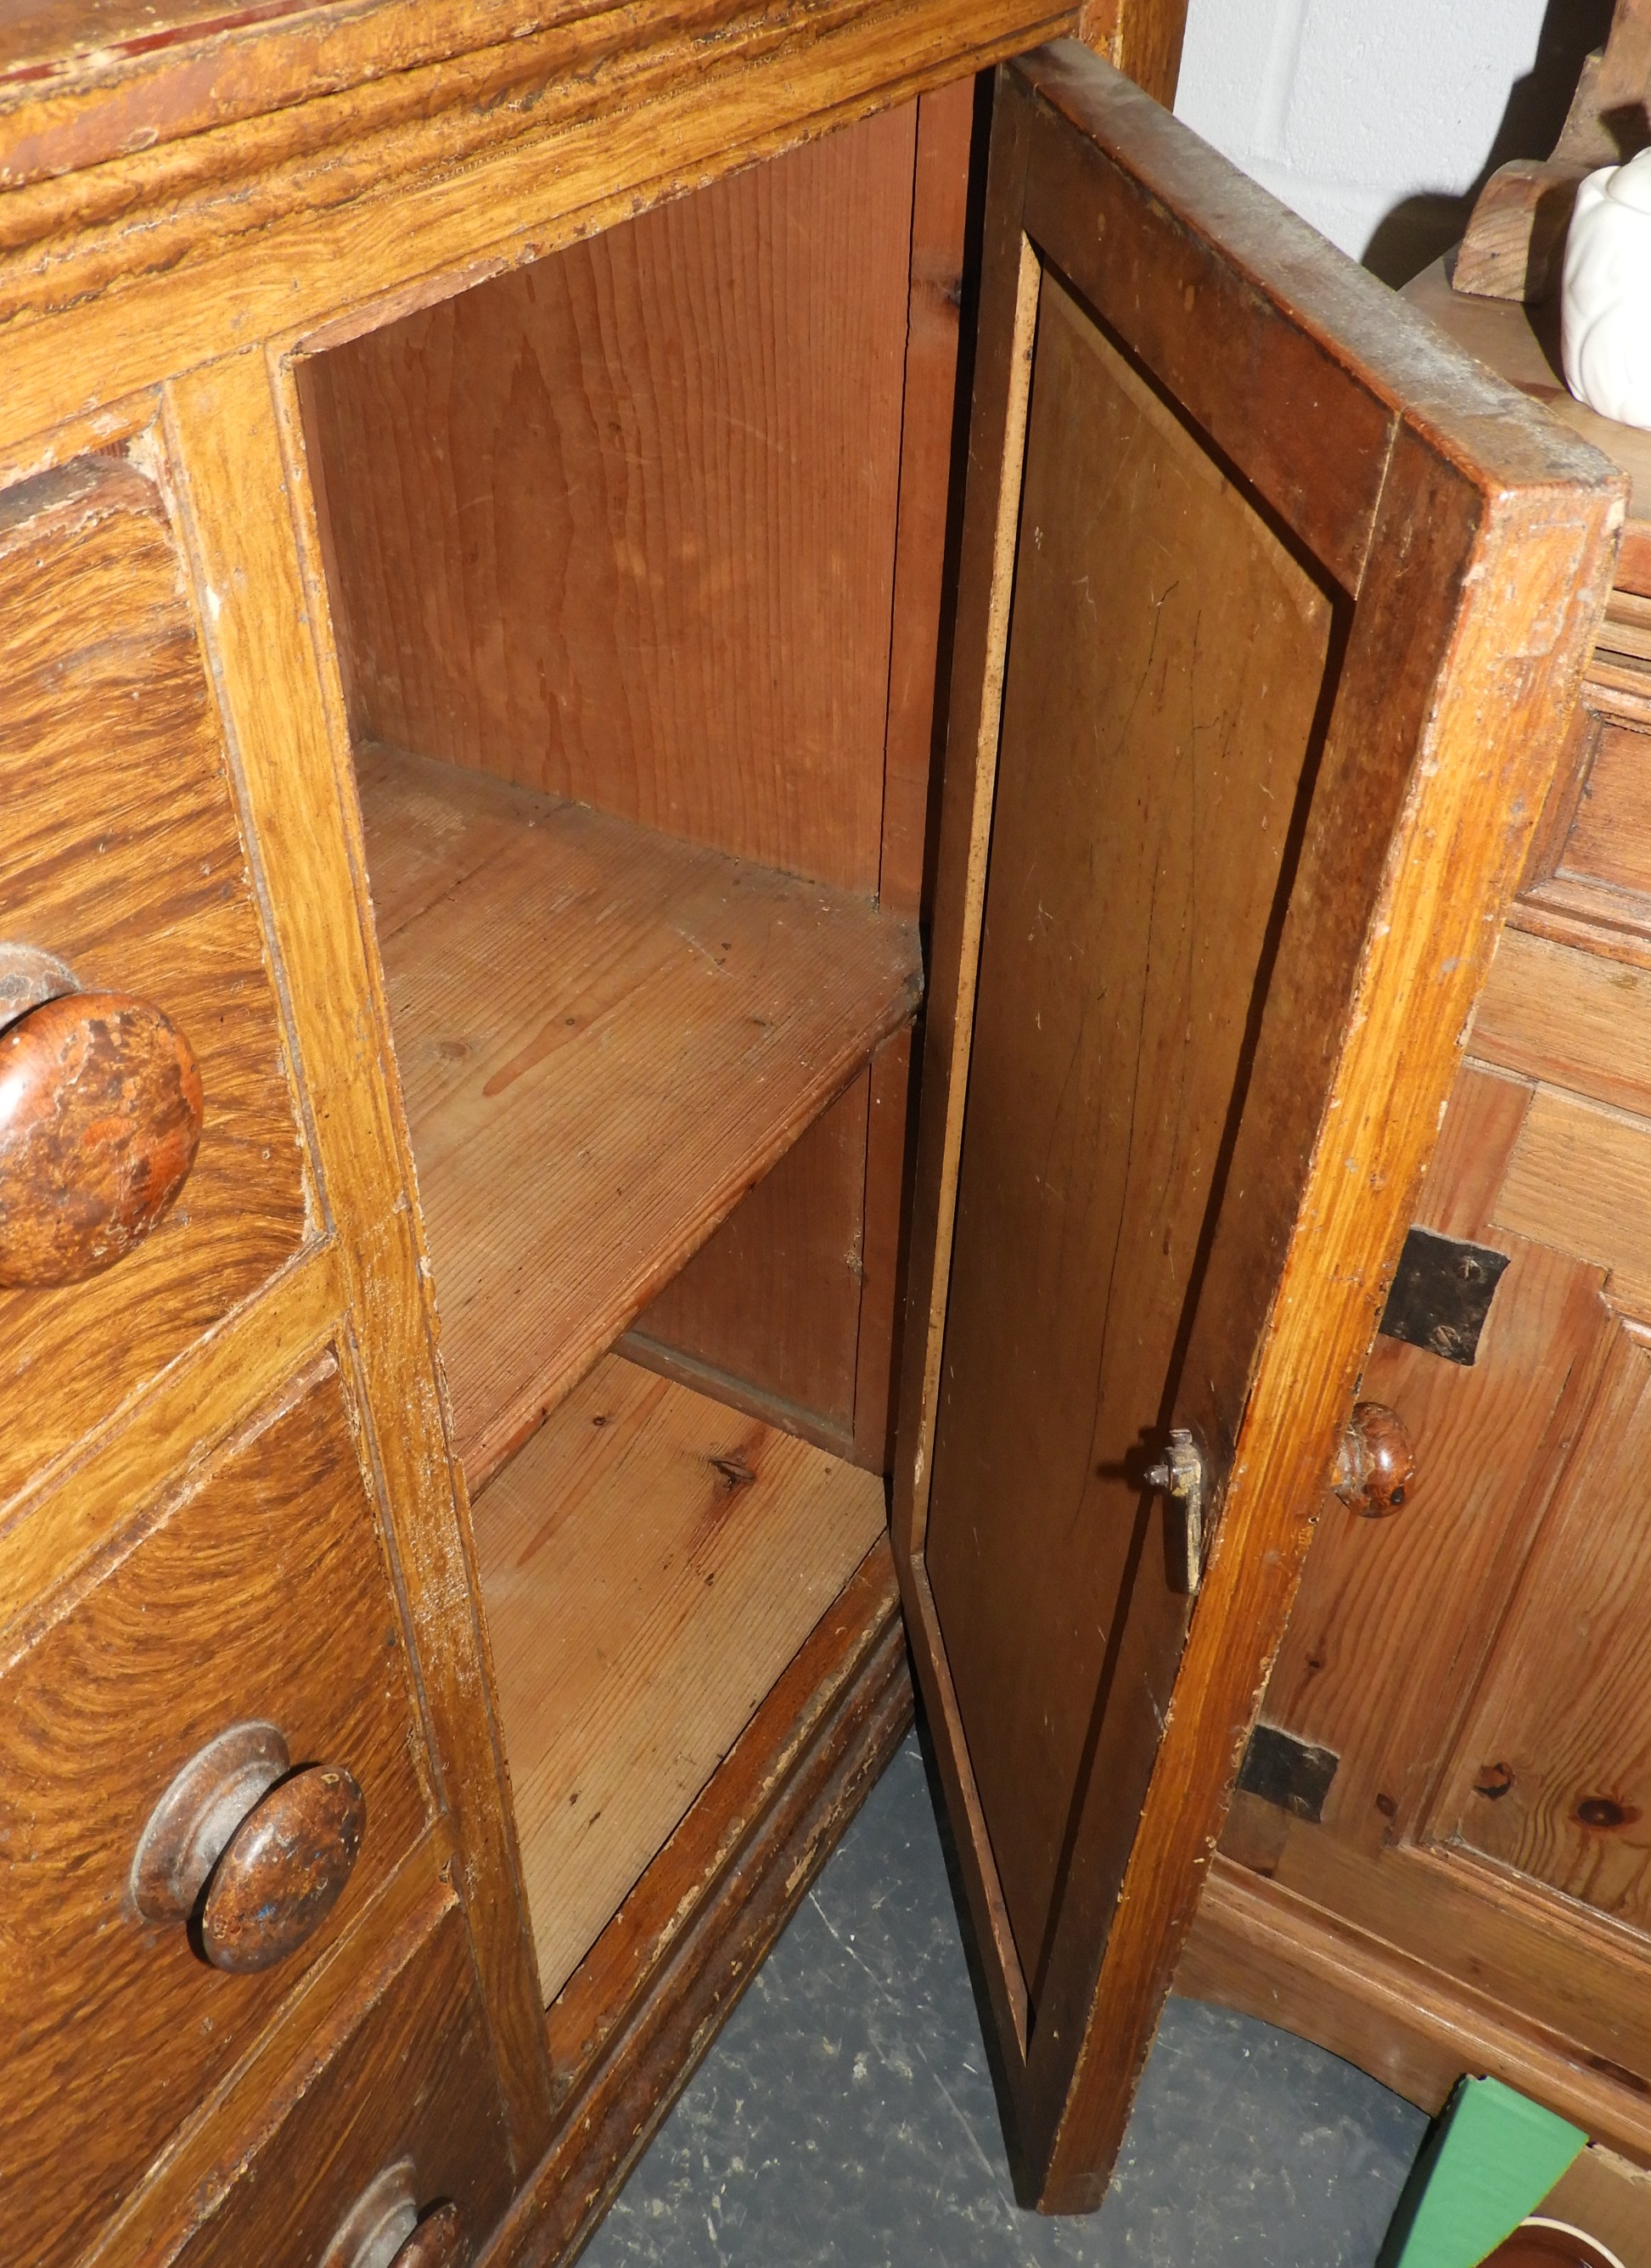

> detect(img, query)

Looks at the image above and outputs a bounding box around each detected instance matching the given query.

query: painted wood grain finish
[0,0,1070,481]
[0,1354,432,2266]
[165,350,559,2162]
[359,744,922,1490]
[307,109,915,895]
[924,267,1336,1995]
[172,1900,513,2268]
[0,450,307,1512]
[474,1355,887,2004]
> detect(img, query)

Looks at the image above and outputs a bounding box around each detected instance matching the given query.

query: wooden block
[474,1356,888,2002]
[1452,160,1587,306]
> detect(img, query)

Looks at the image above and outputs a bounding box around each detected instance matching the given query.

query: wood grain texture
[0,991,203,1286]
[602,87,969,1453]
[851,1029,918,1473]
[1247,1067,1613,1854]
[880,75,980,919]
[1496,1086,1651,1294]
[475,1356,887,2003]
[489,1539,911,2268]
[626,1071,872,1449]
[361,744,922,1490]
[924,265,1336,1993]
[307,109,915,895]
[81,1831,455,2268]
[165,351,555,2168]
[174,1900,513,2268]
[0,450,307,1511]
[0,0,1069,468]
[1474,929,1651,1118]
[0,1240,341,1644]
[1179,1855,1651,2162]
[1072,0,1187,106]
[1406,259,1651,562]
[893,41,1623,2211]
[1558,722,1651,901]
[1438,1316,1651,1929]
[1541,2148,1651,2264]
[0,1355,432,2268]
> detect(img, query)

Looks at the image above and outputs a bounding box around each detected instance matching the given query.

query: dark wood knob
[131,1722,366,1973]
[1329,1401,1415,1516]
[322,2164,467,2268]
[0,986,203,1287]
[393,2203,468,2268]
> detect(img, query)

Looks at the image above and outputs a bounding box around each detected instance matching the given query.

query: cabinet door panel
[1436,1316,1651,1922]
[894,38,1623,2209]
[926,268,1335,1991]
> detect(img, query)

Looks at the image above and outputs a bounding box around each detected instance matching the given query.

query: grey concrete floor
[581,1732,1428,2267]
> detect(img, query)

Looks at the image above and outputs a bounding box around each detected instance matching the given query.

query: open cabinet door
[892,38,1623,2213]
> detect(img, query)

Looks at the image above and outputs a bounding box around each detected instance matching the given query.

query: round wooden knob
[0,986,203,1287]
[131,1722,366,1973]
[322,2164,468,2268]
[1329,1401,1415,1516]
[392,2203,467,2268]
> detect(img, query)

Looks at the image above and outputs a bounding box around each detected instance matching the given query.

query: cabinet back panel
[306,104,918,894]
[626,1066,871,1444]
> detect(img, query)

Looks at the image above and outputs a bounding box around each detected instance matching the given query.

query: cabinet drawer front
[0,450,309,1511]
[0,1355,433,2266]
[173,1900,512,2268]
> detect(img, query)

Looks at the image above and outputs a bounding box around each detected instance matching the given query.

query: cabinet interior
[299,92,974,2010]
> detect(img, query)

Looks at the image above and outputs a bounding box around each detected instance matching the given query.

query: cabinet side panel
[303,105,917,895]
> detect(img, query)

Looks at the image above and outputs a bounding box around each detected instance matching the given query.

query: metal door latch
[1146,1426,1205,1596]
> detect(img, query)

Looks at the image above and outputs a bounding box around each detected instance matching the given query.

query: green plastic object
[1379,2075,1587,2268]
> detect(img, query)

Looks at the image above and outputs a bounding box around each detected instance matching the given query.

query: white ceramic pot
[1561,146,1651,431]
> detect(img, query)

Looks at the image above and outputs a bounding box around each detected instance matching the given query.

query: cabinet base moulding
[1178,1854,1651,2169]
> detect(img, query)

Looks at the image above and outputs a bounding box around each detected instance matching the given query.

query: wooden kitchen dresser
[0,1,1630,2260]
[1178,256,1651,2192]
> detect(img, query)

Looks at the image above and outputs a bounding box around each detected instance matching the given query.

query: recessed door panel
[926,272,1335,2000]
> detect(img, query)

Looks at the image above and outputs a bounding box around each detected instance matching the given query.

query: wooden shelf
[359,745,923,1490]
[475,1353,889,2003]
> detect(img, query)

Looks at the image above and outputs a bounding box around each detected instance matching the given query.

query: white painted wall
[1173,0,1553,272]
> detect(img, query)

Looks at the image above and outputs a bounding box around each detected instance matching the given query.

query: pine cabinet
[0,6,1626,2260]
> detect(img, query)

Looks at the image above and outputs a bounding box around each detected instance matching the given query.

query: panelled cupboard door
[892,38,1625,2211]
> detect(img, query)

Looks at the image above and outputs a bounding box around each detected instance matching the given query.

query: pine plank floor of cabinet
[358,745,924,1490]
[474,1354,889,2005]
